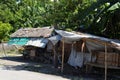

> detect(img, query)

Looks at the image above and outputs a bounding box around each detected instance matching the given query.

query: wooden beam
[61,39,65,73]
[83,38,111,47]
[105,43,107,80]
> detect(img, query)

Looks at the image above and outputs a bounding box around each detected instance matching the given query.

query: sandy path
[0,70,70,80]
[0,56,70,80]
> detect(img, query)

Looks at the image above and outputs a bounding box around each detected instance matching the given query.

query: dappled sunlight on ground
[0,45,119,80]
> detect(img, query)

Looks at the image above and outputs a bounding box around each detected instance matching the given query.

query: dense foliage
[0,21,12,42]
[0,0,120,41]
[81,0,120,39]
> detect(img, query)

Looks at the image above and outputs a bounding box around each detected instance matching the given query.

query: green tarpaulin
[8,37,29,45]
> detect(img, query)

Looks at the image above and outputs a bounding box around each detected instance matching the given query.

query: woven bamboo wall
[95,51,120,67]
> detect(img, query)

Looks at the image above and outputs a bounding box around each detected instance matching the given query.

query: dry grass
[0,49,21,57]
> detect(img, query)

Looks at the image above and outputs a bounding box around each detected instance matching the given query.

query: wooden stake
[53,45,57,68]
[61,39,65,73]
[1,41,6,57]
[105,43,107,80]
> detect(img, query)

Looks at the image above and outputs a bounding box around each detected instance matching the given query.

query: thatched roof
[10,27,54,38]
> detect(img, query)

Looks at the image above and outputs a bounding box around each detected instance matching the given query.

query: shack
[8,28,120,79]
[8,27,54,62]
[49,30,120,80]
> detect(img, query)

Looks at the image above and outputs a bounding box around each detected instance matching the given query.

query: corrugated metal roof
[10,27,54,38]
[25,38,48,48]
[55,30,120,50]
[8,37,29,46]
[48,35,62,45]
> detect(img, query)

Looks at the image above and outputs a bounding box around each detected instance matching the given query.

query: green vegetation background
[0,0,120,42]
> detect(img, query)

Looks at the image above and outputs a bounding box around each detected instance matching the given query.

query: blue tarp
[8,37,29,46]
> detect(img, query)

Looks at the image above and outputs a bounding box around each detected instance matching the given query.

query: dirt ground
[0,43,120,80]
[0,54,97,80]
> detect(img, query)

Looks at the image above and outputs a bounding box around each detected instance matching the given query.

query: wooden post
[90,50,92,62]
[81,41,85,52]
[105,43,107,80]
[81,41,85,64]
[61,39,65,73]
[85,49,92,73]
[1,41,6,57]
[53,45,58,68]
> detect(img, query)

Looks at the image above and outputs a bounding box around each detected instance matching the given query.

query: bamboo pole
[105,43,107,80]
[61,39,65,73]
